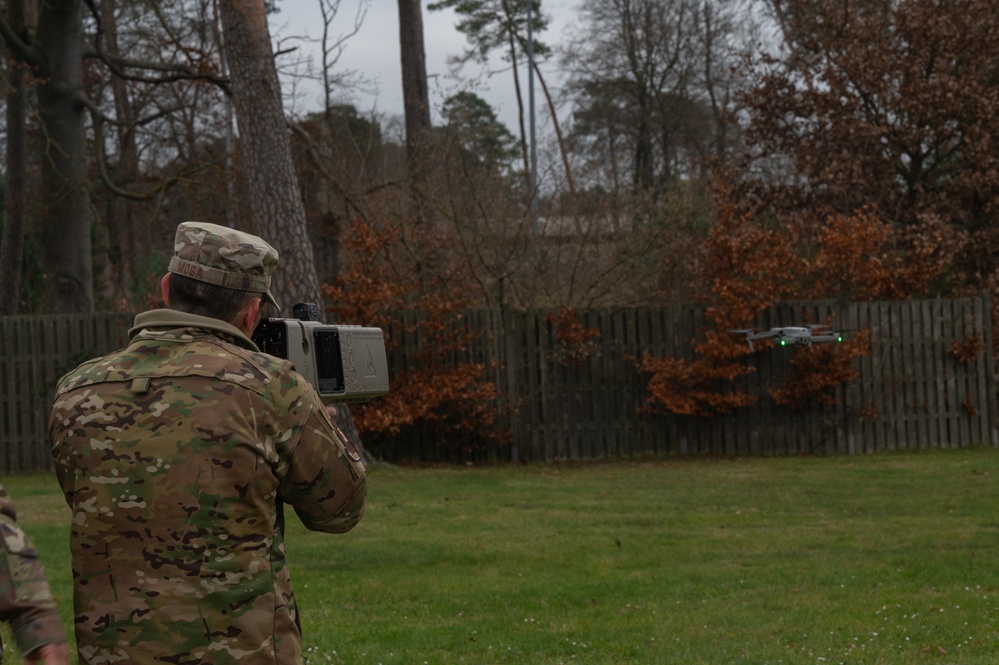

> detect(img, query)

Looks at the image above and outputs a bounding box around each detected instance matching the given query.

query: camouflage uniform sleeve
[276,382,367,534]
[0,486,66,658]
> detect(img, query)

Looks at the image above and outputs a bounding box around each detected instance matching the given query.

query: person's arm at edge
[277,384,367,534]
[0,488,69,664]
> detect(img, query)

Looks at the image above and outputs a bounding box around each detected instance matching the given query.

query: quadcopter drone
[730,325,844,351]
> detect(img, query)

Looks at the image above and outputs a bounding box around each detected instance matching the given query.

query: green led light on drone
[780,339,786,346]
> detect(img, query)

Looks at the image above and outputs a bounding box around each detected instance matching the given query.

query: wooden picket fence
[1,313,135,473]
[1,296,996,472]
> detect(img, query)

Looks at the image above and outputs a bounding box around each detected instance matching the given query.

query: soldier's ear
[160,273,171,306]
[236,297,262,336]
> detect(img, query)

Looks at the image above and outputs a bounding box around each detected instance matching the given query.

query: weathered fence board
[1,298,996,472]
[0,314,134,473]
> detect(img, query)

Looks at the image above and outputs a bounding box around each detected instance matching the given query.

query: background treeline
[2,0,999,458]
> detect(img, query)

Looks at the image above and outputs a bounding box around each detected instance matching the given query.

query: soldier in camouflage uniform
[48,221,367,665]
[0,484,69,664]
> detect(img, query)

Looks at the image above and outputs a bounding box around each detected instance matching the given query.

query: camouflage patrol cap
[168,221,280,309]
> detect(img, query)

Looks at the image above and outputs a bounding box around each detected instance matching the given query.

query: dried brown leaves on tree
[638,184,785,416]
[745,0,999,333]
[323,220,509,453]
[639,181,949,416]
[633,0,999,417]
[749,0,999,223]
[548,306,601,367]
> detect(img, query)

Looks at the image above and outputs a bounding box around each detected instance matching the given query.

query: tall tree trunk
[217,0,370,463]
[397,0,433,226]
[101,0,146,306]
[0,0,28,315]
[218,0,320,311]
[36,0,93,313]
[504,21,531,198]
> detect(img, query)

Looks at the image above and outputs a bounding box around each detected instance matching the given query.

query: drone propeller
[728,329,759,351]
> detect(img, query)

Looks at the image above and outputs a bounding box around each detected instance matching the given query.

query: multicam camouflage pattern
[0,485,66,660]
[49,309,366,665]
[167,221,281,308]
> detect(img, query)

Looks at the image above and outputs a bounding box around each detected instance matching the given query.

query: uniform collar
[130,309,260,351]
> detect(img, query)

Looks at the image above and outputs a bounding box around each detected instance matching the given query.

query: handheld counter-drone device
[252,303,389,403]
[731,325,844,351]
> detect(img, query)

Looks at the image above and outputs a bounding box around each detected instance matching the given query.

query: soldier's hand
[24,641,70,665]
[325,405,338,419]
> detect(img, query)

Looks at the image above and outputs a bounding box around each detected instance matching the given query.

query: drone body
[731,325,844,351]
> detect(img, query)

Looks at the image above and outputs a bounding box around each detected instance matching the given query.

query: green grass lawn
[5,448,999,664]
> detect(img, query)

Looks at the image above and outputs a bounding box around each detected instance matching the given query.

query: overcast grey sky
[269,0,576,137]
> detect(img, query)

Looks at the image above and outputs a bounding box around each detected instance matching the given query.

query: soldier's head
[162,221,280,329]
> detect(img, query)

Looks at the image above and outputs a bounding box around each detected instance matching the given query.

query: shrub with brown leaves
[323,219,509,452]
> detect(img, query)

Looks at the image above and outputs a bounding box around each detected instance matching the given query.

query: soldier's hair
[167,273,259,323]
